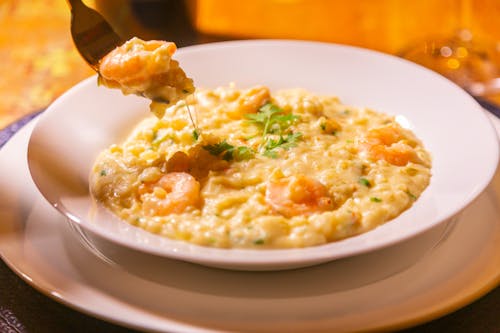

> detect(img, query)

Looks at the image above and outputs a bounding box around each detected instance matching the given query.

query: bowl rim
[27,39,500,270]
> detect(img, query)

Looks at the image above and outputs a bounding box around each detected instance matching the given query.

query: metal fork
[67,0,124,71]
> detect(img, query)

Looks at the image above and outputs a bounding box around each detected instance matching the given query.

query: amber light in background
[192,0,460,53]
[0,1,94,129]
[192,0,500,53]
[192,0,500,102]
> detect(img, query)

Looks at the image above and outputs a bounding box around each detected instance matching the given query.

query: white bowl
[28,40,499,270]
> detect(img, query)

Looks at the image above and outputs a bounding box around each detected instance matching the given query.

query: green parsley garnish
[246,103,300,135]
[370,197,382,202]
[192,129,200,141]
[203,140,254,161]
[262,132,303,158]
[253,238,265,245]
[152,130,174,146]
[406,191,417,200]
[233,146,255,161]
[100,169,107,176]
[245,103,302,157]
[358,177,371,187]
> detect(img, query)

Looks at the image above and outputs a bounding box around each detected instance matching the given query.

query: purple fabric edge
[0,111,43,149]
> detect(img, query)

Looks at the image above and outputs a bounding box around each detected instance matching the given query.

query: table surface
[1,1,499,332]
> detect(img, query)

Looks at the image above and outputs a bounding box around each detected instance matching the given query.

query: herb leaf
[246,103,302,158]
[358,177,371,187]
[152,130,174,146]
[253,238,265,245]
[262,132,303,158]
[192,129,200,141]
[246,103,300,135]
[203,140,254,161]
[233,146,254,161]
[203,140,233,159]
[406,191,417,200]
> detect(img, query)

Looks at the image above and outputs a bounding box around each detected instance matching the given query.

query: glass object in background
[400,0,500,104]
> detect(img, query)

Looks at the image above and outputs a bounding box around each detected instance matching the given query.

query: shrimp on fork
[98,37,195,111]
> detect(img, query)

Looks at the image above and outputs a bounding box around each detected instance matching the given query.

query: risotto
[90,85,432,249]
[98,37,195,118]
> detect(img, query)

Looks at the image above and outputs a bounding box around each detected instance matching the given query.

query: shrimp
[226,86,271,119]
[238,86,271,113]
[265,175,333,217]
[360,124,420,166]
[98,37,194,109]
[139,172,200,216]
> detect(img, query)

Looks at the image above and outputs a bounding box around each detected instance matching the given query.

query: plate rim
[1,117,499,332]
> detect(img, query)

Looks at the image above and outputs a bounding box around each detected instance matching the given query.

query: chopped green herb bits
[359,177,371,187]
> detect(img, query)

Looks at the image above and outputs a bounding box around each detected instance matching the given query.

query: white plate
[1,117,499,332]
[27,40,499,270]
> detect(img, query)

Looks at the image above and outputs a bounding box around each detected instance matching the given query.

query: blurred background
[1,0,499,129]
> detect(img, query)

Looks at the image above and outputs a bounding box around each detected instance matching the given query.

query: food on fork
[98,37,195,117]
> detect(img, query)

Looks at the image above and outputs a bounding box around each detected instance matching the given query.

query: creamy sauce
[90,85,432,249]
